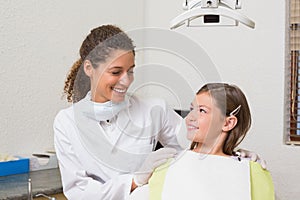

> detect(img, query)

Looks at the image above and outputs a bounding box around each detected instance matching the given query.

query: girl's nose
[186,110,197,122]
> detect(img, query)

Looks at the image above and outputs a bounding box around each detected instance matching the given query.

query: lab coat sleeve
[157,102,183,151]
[53,110,133,200]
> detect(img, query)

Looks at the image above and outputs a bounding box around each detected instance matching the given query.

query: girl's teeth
[188,125,198,130]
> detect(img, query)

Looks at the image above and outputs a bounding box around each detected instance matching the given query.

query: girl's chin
[187,132,196,141]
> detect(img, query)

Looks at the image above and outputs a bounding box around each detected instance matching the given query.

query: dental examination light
[170,0,255,29]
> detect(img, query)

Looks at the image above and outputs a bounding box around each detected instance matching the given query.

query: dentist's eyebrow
[128,65,135,69]
[108,64,135,70]
[108,66,122,70]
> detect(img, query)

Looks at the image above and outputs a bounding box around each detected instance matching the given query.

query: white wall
[143,0,300,199]
[0,0,144,154]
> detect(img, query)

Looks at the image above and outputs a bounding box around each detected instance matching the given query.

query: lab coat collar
[80,91,131,122]
[72,92,146,173]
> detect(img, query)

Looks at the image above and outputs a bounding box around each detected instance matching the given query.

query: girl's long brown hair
[190,83,252,155]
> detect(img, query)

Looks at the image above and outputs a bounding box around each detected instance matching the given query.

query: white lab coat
[53,94,183,200]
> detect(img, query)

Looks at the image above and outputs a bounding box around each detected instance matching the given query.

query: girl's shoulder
[250,161,275,200]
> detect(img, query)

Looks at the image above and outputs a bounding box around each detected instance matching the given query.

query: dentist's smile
[112,87,127,94]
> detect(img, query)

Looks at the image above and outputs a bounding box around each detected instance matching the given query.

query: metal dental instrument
[28,178,33,200]
[35,193,57,200]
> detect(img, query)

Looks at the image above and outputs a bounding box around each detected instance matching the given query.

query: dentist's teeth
[113,88,126,93]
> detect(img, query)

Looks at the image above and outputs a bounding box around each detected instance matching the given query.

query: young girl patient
[130,83,275,200]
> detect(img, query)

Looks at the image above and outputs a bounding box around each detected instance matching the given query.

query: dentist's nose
[119,73,131,85]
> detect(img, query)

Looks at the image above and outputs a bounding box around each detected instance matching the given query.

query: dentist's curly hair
[63,24,135,103]
[190,83,252,155]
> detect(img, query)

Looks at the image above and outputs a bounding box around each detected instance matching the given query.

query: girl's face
[185,92,225,147]
[87,50,135,103]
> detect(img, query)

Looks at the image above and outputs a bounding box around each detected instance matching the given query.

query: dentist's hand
[237,148,267,169]
[133,147,176,186]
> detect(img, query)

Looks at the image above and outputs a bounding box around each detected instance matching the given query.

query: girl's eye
[190,107,194,111]
[199,108,207,113]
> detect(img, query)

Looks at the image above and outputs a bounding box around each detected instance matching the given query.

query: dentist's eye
[112,71,122,75]
[128,70,134,75]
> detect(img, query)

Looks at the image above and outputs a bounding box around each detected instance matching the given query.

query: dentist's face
[185,92,224,145]
[89,50,135,103]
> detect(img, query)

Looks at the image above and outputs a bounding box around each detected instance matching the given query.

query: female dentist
[54,24,180,199]
[53,24,262,200]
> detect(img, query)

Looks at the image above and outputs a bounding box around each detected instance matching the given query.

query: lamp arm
[170,6,255,29]
[184,0,241,10]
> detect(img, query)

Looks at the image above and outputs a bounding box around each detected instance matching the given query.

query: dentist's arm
[54,113,133,200]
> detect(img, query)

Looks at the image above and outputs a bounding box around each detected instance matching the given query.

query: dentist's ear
[83,60,93,77]
[222,116,238,132]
